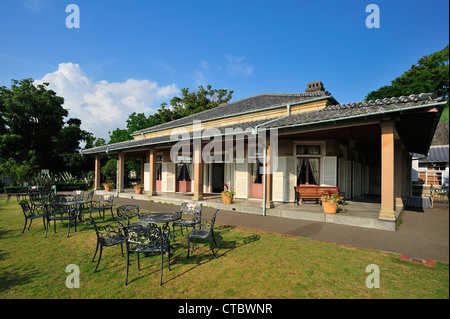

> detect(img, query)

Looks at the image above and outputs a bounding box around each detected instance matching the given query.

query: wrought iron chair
[172,202,202,241]
[100,194,115,220]
[28,188,50,214]
[187,209,219,258]
[89,216,126,273]
[19,201,47,235]
[88,195,105,221]
[71,189,85,201]
[45,197,77,238]
[116,205,140,230]
[125,223,171,286]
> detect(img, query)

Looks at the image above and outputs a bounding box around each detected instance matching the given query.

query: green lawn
[0,197,448,299]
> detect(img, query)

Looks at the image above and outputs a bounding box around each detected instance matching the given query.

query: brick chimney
[305,81,325,92]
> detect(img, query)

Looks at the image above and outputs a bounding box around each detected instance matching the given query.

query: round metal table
[138,212,181,224]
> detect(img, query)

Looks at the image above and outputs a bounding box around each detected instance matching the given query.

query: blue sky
[0,0,448,141]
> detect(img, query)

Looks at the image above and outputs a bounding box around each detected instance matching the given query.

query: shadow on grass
[162,225,261,284]
[0,228,34,294]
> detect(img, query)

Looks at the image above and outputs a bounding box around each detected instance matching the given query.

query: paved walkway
[113,197,449,263]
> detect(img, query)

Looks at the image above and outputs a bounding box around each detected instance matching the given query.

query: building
[81,81,447,227]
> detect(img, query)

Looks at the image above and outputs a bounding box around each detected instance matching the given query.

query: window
[297,158,320,185]
[251,160,263,184]
[156,163,162,181]
[177,164,191,181]
[419,162,447,171]
[296,145,321,155]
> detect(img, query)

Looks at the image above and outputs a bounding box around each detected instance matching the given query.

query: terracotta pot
[134,187,143,194]
[104,185,112,192]
[222,193,234,204]
[322,200,338,214]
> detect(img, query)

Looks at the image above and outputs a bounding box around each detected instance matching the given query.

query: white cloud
[35,62,179,141]
[225,54,254,77]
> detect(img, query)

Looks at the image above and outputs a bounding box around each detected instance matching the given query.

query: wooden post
[149,149,157,196]
[94,155,101,190]
[117,152,125,193]
[192,142,203,201]
[379,122,396,220]
[265,143,274,208]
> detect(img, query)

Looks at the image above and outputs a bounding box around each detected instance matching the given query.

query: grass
[0,196,448,299]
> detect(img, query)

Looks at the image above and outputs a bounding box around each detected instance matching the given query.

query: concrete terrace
[94,189,401,231]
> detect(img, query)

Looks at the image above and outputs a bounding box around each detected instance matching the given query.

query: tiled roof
[259,93,444,129]
[82,118,270,155]
[132,91,333,135]
[81,92,445,155]
[413,145,449,162]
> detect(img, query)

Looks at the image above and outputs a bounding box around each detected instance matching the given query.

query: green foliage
[365,45,449,101]
[0,158,35,186]
[0,79,94,178]
[440,105,449,121]
[154,85,234,123]
[101,158,117,182]
[28,170,93,189]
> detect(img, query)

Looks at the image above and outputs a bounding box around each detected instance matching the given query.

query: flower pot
[104,184,112,192]
[322,200,338,214]
[134,187,143,194]
[222,193,234,204]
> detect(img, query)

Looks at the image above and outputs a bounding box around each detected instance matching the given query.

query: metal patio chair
[116,205,141,229]
[100,194,115,220]
[172,202,202,241]
[125,223,171,286]
[187,209,219,258]
[89,216,126,273]
[45,198,77,238]
[19,201,47,235]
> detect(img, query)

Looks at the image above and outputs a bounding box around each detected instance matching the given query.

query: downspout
[252,104,291,216]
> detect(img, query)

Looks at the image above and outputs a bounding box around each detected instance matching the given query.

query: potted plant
[221,183,235,204]
[103,180,114,192]
[134,183,144,194]
[320,194,340,214]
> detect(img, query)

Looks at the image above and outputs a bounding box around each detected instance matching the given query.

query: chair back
[72,190,85,200]
[126,223,169,251]
[180,202,202,222]
[210,209,219,229]
[89,216,116,245]
[116,205,140,228]
[85,192,94,202]
[100,194,114,206]
[19,201,33,217]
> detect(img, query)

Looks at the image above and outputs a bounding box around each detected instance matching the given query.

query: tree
[154,85,233,123]
[0,79,92,182]
[365,45,449,121]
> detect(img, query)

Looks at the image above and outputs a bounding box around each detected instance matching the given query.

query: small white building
[411,145,450,187]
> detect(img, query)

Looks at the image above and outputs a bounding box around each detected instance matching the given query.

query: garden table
[138,212,181,225]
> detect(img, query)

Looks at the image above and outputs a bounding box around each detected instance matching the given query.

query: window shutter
[321,156,337,186]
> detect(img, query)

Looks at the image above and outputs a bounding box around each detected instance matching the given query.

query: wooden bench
[294,185,344,205]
